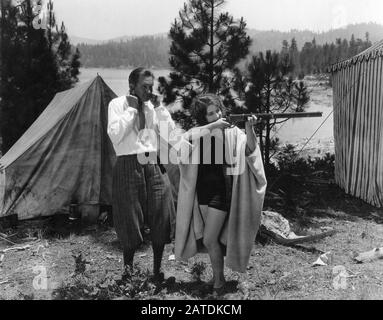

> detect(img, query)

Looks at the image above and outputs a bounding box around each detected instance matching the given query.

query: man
[107,67,176,282]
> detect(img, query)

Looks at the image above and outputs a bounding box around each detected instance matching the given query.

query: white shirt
[107,95,177,156]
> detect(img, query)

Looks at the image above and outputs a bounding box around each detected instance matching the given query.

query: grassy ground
[1,179,383,300]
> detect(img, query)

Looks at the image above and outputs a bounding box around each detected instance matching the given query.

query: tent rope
[270,77,330,141]
[268,65,366,191]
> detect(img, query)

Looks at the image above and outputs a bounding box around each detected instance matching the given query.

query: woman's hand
[184,117,231,142]
[208,118,232,131]
[245,115,259,155]
[245,115,258,128]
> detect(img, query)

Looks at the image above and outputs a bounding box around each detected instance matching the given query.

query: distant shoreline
[78,68,334,152]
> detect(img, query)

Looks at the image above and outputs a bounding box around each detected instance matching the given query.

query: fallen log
[260,227,336,245]
[259,211,336,245]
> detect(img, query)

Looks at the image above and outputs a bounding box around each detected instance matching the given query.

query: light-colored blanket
[175,126,267,272]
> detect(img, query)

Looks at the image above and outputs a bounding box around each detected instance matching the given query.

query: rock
[261,211,302,240]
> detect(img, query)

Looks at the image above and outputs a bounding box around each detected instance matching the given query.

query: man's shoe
[150,271,176,286]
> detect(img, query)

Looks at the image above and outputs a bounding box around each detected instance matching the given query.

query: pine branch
[191,49,209,65]
[274,119,290,125]
[214,0,225,8]
[213,38,223,47]
[213,56,224,66]
[180,5,197,33]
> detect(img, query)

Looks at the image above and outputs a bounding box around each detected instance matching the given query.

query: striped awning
[331,40,383,207]
[330,40,383,72]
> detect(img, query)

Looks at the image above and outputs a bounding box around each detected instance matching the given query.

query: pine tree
[294,81,310,111]
[300,41,313,74]
[46,0,59,51]
[349,34,357,56]
[239,50,310,172]
[70,47,81,83]
[281,40,289,55]
[0,0,80,153]
[47,3,80,88]
[280,39,290,74]
[341,39,349,60]
[289,38,300,74]
[159,0,251,109]
[56,22,74,89]
[0,0,58,152]
[364,32,372,50]
[0,1,19,153]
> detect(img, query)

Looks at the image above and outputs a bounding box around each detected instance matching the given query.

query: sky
[52,0,383,40]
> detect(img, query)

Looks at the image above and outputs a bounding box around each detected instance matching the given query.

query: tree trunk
[265,120,271,172]
[0,0,4,76]
[264,85,271,172]
[47,1,53,51]
[0,0,5,154]
[208,1,214,92]
[25,0,32,73]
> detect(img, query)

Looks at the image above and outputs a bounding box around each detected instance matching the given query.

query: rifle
[226,112,322,124]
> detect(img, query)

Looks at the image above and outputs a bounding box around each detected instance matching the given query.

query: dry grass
[1,178,383,300]
[1,204,383,300]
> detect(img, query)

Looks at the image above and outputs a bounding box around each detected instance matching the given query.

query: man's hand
[149,94,161,109]
[126,95,140,111]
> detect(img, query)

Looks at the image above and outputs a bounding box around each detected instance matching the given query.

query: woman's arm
[245,116,259,156]
[170,118,231,164]
[183,118,231,142]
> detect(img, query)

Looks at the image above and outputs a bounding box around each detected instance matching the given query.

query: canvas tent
[0,76,117,220]
[330,40,383,207]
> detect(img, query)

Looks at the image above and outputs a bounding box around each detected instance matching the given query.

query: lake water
[79,68,334,150]
[79,68,170,96]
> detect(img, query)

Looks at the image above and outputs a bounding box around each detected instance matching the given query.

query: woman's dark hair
[128,67,154,92]
[190,93,225,126]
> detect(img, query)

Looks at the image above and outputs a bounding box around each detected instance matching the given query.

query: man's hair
[190,93,225,126]
[128,67,154,88]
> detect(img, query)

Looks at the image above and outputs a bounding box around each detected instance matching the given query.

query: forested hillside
[75,22,383,70]
[77,36,170,68]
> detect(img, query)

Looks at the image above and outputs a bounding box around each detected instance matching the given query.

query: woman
[175,94,267,293]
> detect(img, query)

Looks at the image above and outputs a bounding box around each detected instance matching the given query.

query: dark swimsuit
[196,136,228,212]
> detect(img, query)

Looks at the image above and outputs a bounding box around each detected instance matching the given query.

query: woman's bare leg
[203,207,227,289]
[199,205,214,285]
